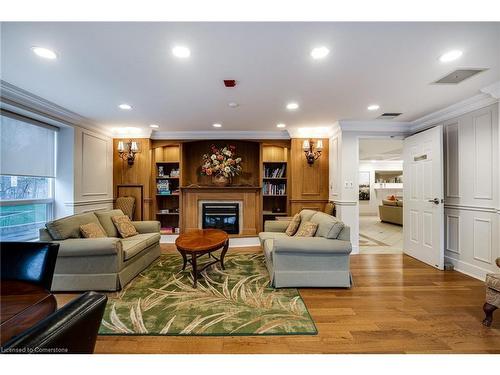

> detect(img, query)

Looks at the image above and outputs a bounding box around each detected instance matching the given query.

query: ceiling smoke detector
[433,69,487,84]
[377,113,402,120]
[223,80,237,88]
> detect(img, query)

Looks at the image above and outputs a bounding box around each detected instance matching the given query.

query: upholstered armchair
[483,257,500,327]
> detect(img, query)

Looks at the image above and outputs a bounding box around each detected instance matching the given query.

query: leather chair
[1,241,59,291]
[1,242,107,353]
[2,291,107,354]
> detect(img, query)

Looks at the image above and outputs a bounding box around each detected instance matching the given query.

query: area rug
[99,252,317,336]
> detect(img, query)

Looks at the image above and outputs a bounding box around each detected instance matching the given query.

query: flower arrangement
[201,144,242,179]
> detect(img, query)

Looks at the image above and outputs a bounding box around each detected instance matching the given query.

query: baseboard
[351,245,360,254]
[161,235,260,248]
[444,255,489,281]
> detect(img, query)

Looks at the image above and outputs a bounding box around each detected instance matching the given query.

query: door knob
[428,198,440,205]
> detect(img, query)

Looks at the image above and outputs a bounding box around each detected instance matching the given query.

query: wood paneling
[262,144,288,162]
[55,249,500,353]
[290,138,329,214]
[113,138,152,219]
[181,187,261,236]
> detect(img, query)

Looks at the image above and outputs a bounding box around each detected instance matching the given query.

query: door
[403,125,444,269]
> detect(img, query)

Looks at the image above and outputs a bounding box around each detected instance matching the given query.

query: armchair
[483,257,500,327]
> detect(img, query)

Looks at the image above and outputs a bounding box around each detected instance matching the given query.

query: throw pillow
[285,214,301,236]
[294,221,318,237]
[111,215,139,238]
[80,222,107,238]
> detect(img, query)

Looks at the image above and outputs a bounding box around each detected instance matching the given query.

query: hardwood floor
[54,245,500,354]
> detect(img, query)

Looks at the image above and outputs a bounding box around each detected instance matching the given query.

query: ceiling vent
[433,68,487,84]
[377,113,402,120]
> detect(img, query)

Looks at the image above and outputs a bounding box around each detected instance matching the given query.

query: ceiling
[1,22,499,136]
[359,138,403,161]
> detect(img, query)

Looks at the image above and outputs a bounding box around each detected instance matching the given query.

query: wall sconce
[117,139,140,166]
[302,139,323,165]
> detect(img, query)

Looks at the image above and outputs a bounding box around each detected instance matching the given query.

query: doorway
[358,138,404,254]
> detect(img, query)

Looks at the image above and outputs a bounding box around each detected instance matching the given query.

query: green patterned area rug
[99,252,317,336]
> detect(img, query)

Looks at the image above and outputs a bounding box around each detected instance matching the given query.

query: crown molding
[480,81,500,99]
[151,130,291,140]
[410,89,499,133]
[0,80,113,137]
[339,120,412,134]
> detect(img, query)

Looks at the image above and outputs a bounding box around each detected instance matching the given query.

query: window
[0,111,57,240]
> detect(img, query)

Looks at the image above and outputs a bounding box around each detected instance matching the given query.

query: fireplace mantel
[181,186,261,236]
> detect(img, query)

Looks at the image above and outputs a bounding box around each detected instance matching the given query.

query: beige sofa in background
[378,199,403,226]
[39,209,161,292]
[259,210,352,288]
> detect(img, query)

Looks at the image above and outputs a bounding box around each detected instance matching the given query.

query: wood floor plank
[54,245,500,354]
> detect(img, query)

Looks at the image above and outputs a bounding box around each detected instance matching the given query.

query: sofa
[39,209,161,292]
[259,210,352,288]
[378,199,403,225]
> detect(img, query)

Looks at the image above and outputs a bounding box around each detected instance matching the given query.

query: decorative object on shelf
[359,171,370,201]
[158,166,164,177]
[170,168,180,178]
[157,179,170,195]
[302,139,323,165]
[201,144,242,187]
[117,139,140,166]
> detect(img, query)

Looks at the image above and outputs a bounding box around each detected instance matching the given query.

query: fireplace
[201,202,240,234]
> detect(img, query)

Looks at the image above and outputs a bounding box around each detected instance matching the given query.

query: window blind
[0,112,57,178]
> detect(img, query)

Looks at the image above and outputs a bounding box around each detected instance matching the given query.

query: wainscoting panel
[441,103,499,281]
[445,213,460,254]
[473,110,493,200]
[472,217,492,264]
[445,121,460,199]
[82,132,108,196]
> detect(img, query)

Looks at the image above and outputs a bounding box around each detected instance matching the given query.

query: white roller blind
[0,113,57,178]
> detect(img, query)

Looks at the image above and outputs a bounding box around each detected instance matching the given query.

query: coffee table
[175,229,229,288]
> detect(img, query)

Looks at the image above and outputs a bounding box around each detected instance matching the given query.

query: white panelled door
[403,125,445,269]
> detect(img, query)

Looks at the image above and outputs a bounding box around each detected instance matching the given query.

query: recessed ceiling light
[286,102,299,110]
[212,123,222,128]
[276,123,286,128]
[172,46,191,58]
[367,104,380,111]
[118,104,132,110]
[228,102,239,108]
[439,50,463,63]
[32,46,57,60]
[149,124,159,128]
[310,46,329,60]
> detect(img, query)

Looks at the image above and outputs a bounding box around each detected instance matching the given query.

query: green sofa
[259,210,352,288]
[39,209,161,292]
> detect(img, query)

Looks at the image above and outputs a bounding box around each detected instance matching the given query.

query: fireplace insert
[202,203,239,234]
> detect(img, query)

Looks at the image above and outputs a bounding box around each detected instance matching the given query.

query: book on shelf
[264,164,286,178]
[263,182,286,195]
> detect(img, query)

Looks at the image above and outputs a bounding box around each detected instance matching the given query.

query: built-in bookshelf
[152,144,182,235]
[261,143,290,227]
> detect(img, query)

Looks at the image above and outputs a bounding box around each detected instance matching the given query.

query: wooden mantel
[181,186,262,236]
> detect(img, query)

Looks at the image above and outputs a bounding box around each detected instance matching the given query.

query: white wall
[55,125,113,218]
[359,160,403,216]
[442,102,500,280]
[330,130,360,253]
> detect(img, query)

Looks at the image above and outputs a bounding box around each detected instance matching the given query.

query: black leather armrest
[2,291,107,354]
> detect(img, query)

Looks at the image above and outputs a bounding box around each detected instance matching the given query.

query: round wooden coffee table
[175,229,229,288]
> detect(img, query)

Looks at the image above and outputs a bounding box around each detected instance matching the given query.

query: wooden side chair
[115,196,136,220]
[483,257,500,327]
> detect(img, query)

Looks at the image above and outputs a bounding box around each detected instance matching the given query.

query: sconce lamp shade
[117,141,125,153]
[130,141,139,152]
[316,140,323,151]
[302,140,310,151]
